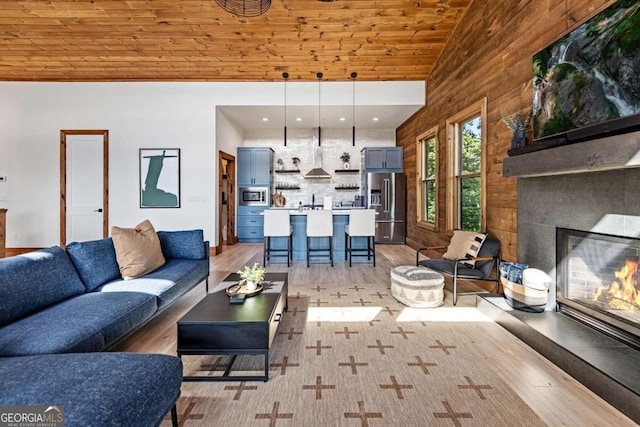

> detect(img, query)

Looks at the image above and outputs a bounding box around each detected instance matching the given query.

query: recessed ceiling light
[339,117,346,121]
[373,117,379,121]
[262,117,269,122]
[296,117,302,121]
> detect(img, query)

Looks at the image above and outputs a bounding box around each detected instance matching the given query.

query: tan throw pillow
[111,220,165,280]
[442,230,487,267]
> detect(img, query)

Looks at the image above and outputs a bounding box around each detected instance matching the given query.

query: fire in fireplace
[593,259,639,311]
[556,228,640,349]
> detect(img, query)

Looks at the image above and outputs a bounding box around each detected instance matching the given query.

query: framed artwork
[139,148,181,208]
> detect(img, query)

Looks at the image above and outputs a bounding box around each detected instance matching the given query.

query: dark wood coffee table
[177,272,288,382]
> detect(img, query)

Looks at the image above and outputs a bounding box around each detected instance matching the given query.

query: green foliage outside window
[459,117,481,232]
[422,136,437,223]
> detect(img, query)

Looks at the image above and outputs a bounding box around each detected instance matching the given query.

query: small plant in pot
[276,158,284,170]
[291,157,301,170]
[501,109,532,150]
[340,152,351,169]
[237,263,265,291]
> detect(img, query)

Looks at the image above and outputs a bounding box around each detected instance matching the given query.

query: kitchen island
[265,208,370,262]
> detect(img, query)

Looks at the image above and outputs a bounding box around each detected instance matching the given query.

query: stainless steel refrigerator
[363,173,406,243]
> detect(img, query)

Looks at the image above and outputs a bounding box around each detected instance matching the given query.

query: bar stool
[345,209,376,267]
[263,210,292,267]
[306,209,334,267]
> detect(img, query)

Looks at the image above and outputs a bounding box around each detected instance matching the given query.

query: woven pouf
[390,265,445,308]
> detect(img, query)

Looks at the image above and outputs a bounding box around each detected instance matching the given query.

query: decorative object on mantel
[276,158,284,170]
[214,0,271,17]
[340,152,351,169]
[291,157,300,170]
[501,109,532,152]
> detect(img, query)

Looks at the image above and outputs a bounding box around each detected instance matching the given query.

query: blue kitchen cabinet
[237,206,267,243]
[361,147,403,172]
[237,147,273,186]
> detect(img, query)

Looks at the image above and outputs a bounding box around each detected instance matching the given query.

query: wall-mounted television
[532,1,640,144]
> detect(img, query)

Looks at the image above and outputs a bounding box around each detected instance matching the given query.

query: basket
[501,270,550,313]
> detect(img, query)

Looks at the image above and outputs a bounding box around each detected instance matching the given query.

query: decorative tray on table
[226,283,264,304]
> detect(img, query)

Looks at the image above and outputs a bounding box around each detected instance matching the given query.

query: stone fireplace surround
[516,141,640,311]
[478,130,640,423]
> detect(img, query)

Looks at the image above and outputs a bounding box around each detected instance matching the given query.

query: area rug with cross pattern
[167,280,546,427]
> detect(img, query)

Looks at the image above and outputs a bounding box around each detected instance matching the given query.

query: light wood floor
[115,243,636,426]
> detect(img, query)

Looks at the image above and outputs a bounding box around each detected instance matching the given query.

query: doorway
[218,150,236,252]
[60,130,109,247]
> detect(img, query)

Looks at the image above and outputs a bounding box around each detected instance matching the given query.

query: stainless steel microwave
[239,187,268,206]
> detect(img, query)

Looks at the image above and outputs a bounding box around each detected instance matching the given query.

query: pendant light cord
[351,72,357,147]
[283,72,288,146]
[317,72,323,146]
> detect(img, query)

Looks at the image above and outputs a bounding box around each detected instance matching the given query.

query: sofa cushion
[158,229,205,259]
[0,247,87,327]
[418,258,489,279]
[0,292,157,356]
[99,258,209,309]
[0,352,182,427]
[112,220,165,280]
[66,238,121,291]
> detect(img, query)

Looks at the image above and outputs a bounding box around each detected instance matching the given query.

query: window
[416,127,438,229]
[446,99,486,233]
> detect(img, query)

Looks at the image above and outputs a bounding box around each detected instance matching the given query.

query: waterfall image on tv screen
[532,1,640,140]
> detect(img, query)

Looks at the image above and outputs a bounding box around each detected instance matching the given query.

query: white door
[66,134,104,243]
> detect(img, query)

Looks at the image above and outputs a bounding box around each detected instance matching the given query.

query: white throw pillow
[442,230,487,267]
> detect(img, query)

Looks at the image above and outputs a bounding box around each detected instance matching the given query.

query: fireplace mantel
[503,130,640,178]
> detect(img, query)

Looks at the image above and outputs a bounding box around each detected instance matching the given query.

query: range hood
[304,127,331,179]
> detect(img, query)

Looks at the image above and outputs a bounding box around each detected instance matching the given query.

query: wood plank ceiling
[0,0,472,82]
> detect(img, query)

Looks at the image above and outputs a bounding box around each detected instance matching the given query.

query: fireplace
[556,227,640,348]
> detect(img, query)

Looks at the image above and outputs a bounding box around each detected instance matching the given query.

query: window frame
[445,98,487,233]
[416,126,439,231]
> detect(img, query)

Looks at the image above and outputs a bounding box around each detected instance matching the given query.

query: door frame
[218,150,236,252]
[60,130,109,248]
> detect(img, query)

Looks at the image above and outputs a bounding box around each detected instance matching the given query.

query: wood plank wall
[397,0,614,262]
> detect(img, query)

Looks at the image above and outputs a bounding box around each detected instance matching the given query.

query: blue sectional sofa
[0,230,209,356]
[0,352,182,427]
[0,229,210,426]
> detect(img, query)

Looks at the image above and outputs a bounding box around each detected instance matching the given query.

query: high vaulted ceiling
[0,0,471,82]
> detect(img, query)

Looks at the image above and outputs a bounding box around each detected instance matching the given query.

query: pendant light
[317,72,323,146]
[283,72,288,146]
[351,72,357,147]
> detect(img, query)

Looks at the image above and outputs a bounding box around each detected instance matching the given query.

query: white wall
[0,81,424,248]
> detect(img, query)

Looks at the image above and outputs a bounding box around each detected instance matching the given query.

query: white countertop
[266,207,364,216]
